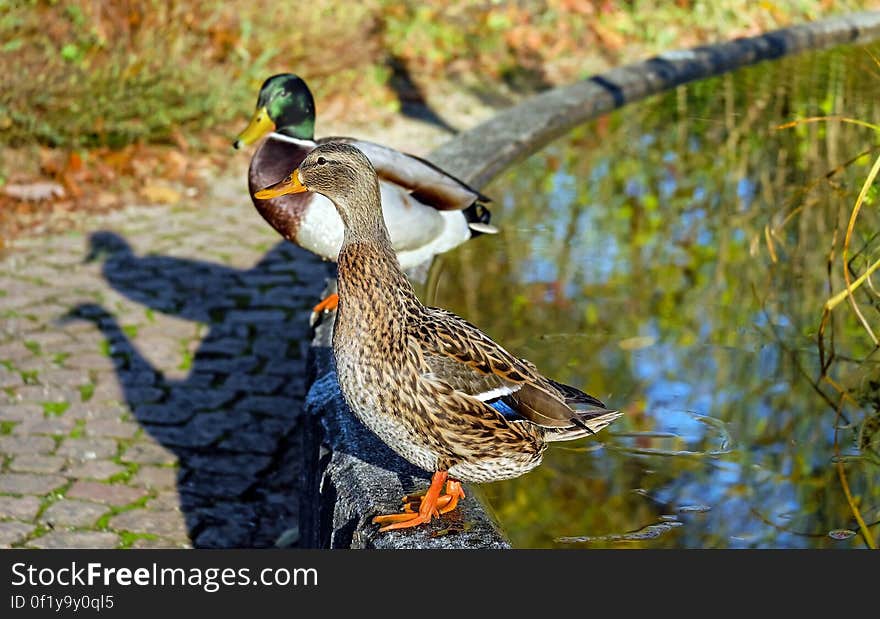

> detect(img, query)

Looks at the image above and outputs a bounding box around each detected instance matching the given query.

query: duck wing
[320,137,490,210]
[412,307,612,429]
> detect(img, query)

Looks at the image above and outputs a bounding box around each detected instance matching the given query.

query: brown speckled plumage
[268,142,622,485]
[335,240,547,482]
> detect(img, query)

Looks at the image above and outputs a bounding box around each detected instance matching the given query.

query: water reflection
[420,43,880,548]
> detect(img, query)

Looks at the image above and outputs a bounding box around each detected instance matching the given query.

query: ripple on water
[557,520,684,544]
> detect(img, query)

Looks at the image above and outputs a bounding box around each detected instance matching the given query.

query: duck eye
[316,156,327,165]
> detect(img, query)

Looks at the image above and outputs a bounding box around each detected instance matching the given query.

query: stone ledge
[431,10,880,187]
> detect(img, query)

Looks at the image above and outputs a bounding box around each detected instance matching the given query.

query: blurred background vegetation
[2,0,876,149]
[0,1,877,241]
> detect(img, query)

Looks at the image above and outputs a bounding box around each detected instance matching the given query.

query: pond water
[419,43,880,548]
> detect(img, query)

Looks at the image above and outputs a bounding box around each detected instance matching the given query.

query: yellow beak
[254,169,308,199]
[233,106,275,149]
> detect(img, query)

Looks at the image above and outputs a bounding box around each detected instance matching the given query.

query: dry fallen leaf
[162,150,189,180]
[590,22,626,50]
[3,182,66,201]
[140,182,181,205]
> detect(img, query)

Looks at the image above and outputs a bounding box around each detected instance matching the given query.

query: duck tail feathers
[543,379,622,442]
[544,408,623,442]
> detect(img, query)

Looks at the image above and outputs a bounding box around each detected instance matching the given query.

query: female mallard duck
[256,142,621,532]
[234,73,495,315]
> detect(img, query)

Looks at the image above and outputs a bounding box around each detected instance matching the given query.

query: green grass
[94,495,151,531]
[118,531,160,548]
[68,420,85,439]
[32,480,73,521]
[178,350,193,371]
[0,0,386,149]
[20,370,38,384]
[16,525,51,547]
[42,401,70,417]
[1,1,869,151]
[105,460,139,484]
[78,382,95,402]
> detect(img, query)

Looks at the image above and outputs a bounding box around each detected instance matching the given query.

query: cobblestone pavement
[0,179,329,548]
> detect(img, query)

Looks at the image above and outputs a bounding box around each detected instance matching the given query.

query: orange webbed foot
[373,472,464,532]
[439,480,465,515]
[400,479,465,512]
[372,511,436,531]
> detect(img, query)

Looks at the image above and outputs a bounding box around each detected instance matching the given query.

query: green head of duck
[234,73,316,148]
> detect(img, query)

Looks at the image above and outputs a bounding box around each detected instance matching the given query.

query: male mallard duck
[256,142,622,532]
[234,73,495,315]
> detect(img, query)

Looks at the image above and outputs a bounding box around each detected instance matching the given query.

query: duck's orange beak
[254,169,308,199]
[233,106,275,149]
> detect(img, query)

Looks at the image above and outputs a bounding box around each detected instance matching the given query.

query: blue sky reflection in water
[418,43,880,548]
